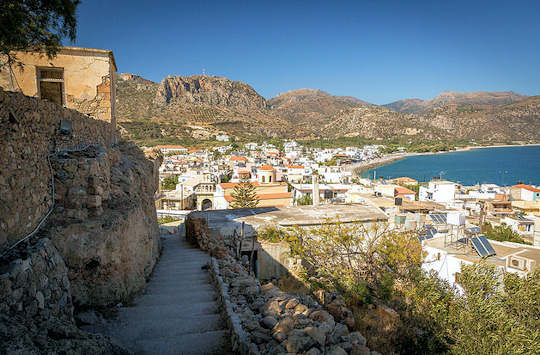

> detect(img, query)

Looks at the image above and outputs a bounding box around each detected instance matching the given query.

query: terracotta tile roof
[395,186,415,195]
[259,165,275,171]
[393,177,417,183]
[512,184,540,193]
[230,156,247,161]
[220,182,260,189]
[288,165,304,169]
[155,145,186,149]
[225,192,292,202]
[237,170,251,174]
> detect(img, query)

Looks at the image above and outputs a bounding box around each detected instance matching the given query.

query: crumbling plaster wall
[0,49,116,124]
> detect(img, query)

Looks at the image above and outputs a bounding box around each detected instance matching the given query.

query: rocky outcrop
[45,142,162,307]
[154,75,268,110]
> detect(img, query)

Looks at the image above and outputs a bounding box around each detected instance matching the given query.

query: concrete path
[106,233,230,354]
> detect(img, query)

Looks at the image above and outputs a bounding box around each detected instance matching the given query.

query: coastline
[346,143,540,177]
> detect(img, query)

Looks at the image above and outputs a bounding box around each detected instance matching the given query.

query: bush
[158,216,180,225]
[296,194,313,206]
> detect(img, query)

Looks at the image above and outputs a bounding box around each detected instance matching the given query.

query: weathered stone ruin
[0,88,162,352]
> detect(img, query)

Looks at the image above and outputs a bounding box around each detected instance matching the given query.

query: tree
[286,221,424,301]
[483,222,531,245]
[1,0,80,67]
[229,178,259,208]
[161,175,178,190]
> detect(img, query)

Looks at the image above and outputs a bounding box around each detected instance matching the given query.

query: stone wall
[0,89,162,351]
[45,141,162,307]
[0,238,125,353]
[0,88,116,253]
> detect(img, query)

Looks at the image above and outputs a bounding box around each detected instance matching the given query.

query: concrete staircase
[107,234,230,354]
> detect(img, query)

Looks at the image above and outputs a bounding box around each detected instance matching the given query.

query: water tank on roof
[447,211,465,226]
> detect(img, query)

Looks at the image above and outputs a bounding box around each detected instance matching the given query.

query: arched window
[262,176,266,183]
[269,175,272,182]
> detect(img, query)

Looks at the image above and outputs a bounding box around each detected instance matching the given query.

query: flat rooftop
[189,204,388,237]
[424,235,540,267]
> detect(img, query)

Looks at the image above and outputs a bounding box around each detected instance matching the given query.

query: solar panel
[425,228,436,239]
[418,236,425,242]
[466,227,481,234]
[478,235,496,256]
[471,237,490,257]
[430,214,447,224]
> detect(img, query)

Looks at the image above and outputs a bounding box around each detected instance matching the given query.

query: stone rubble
[186,215,374,355]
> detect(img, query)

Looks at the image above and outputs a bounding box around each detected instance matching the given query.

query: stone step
[116,301,219,320]
[143,282,214,295]
[154,259,209,267]
[145,276,212,287]
[112,313,224,342]
[135,290,216,307]
[148,272,212,283]
[131,329,230,355]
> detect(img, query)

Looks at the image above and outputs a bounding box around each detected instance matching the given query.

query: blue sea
[362,146,540,186]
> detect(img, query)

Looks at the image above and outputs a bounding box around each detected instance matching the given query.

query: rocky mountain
[268,89,372,136]
[115,73,539,144]
[324,96,540,141]
[384,91,528,113]
[116,74,296,143]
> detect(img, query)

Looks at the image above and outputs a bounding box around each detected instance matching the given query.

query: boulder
[261,316,278,329]
[309,310,335,329]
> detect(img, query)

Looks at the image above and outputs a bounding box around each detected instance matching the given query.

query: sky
[72,0,540,104]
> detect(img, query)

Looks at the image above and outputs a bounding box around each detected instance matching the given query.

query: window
[269,176,272,182]
[37,67,64,105]
[262,176,265,183]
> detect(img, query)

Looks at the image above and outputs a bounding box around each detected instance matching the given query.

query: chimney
[313,175,320,206]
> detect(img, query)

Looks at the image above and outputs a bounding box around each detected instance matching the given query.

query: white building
[422,235,540,290]
[419,180,456,203]
[216,134,230,142]
[502,215,535,236]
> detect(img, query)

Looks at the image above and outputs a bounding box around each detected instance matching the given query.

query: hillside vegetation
[115,74,540,146]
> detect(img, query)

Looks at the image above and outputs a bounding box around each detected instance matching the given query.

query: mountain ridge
[115,73,539,144]
[383,90,528,113]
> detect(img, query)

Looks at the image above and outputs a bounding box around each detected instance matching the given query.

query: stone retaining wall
[210,257,260,355]
[196,223,375,355]
[0,238,125,353]
[0,88,117,253]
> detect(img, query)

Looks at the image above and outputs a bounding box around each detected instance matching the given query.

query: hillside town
[154,141,540,290]
[2,1,539,352]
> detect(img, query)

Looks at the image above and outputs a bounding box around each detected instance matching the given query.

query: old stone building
[0,46,117,129]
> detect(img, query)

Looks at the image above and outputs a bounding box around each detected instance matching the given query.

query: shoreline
[347,143,540,177]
